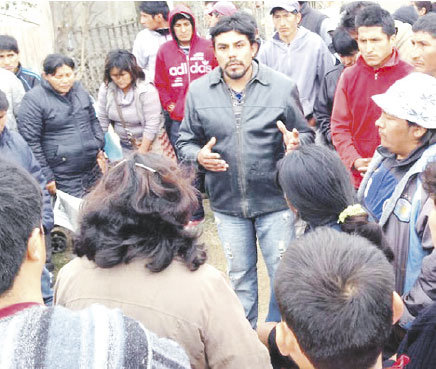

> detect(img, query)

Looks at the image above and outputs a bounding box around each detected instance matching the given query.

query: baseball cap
[208,1,237,16]
[372,73,436,129]
[269,1,300,14]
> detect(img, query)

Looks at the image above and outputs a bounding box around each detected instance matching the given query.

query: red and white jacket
[331,49,413,188]
[154,6,217,122]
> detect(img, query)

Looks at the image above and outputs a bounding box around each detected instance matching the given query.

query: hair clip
[113,159,127,168]
[135,162,157,173]
[337,204,367,224]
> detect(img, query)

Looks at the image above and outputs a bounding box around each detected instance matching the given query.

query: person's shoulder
[187,69,218,92]
[259,63,296,87]
[20,67,41,80]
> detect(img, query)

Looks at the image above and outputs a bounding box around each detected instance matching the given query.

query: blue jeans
[214,209,295,328]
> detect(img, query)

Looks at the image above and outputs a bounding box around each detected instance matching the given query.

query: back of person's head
[424,161,436,198]
[393,5,419,26]
[275,227,396,369]
[414,1,433,15]
[0,159,42,296]
[413,13,436,38]
[277,145,355,228]
[139,1,169,21]
[339,1,377,32]
[0,89,9,111]
[74,153,206,273]
[43,53,75,75]
[277,145,394,262]
[103,49,145,85]
[210,11,258,46]
[355,5,396,37]
[0,35,18,53]
[331,27,359,56]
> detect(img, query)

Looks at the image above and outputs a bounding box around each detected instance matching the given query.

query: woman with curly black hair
[54,153,271,369]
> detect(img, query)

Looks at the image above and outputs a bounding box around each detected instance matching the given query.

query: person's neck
[279,29,298,45]
[0,268,43,310]
[396,143,421,161]
[223,63,253,92]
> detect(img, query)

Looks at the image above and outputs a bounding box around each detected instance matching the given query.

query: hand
[277,121,300,154]
[167,103,175,113]
[197,137,229,172]
[307,116,317,128]
[354,157,371,176]
[97,150,108,174]
[46,181,57,195]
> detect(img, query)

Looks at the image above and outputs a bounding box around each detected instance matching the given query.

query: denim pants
[214,209,295,328]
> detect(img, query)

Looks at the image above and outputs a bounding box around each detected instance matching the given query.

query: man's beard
[223,60,251,80]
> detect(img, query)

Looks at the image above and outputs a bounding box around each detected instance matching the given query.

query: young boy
[0,35,40,91]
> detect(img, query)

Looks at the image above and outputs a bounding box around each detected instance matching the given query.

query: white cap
[372,73,436,129]
[269,1,300,14]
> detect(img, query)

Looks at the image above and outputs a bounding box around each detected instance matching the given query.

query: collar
[155,28,170,36]
[209,59,268,87]
[0,302,41,319]
[15,63,23,76]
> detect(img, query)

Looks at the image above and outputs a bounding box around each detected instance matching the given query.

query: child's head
[274,227,403,369]
[0,35,20,73]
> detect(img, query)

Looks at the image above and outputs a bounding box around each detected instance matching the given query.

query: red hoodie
[154,6,217,121]
[331,49,412,188]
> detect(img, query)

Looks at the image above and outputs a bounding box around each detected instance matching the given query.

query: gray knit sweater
[0,303,191,369]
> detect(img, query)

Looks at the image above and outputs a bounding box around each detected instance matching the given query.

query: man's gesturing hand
[197,137,229,172]
[277,121,300,154]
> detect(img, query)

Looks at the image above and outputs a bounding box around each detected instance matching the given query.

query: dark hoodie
[154,5,217,121]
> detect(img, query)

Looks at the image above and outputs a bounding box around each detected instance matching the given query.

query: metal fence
[56,18,141,98]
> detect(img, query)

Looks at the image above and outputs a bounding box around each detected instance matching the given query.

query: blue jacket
[359,142,436,328]
[15,64,40,92]
[0,128,54,231]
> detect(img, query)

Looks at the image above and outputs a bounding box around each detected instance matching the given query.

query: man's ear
[296,12,302,24]
[27,227,45,263]
[392,291,404,324]
[276,321,315,369]
[251,41,259,57]
[276,321,295,356]
[413,125,427,141]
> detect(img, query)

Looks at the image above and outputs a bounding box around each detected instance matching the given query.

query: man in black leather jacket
[177,13,314,328]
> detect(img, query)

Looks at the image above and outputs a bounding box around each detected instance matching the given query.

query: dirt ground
[52,199,270,322]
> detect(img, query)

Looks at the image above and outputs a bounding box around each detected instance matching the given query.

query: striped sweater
[0,303,191,369]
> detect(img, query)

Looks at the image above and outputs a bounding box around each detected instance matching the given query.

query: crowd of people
[1,0,436,368]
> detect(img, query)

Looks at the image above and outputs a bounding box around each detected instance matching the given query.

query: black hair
[43,53,75,75]
[423,161,436,201]
[0,89,9,111]
[0,160,42,296]
[331,27,359,56]
[355,5,396,37]
[277,145,394,262]
[171,12,194,29]
[275,227,395,369]
[339,1,377,32]
[392,5,419,26]
[413,13,436,38]
[139,1,169,21]
[0,35,19,53]
[210,11,257,46]
[103,49,145,86]
[414,1,433,14]
[74,152,207,273]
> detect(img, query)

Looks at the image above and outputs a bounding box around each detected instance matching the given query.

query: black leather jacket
[313,63,344,147]
[178,61,315,218]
